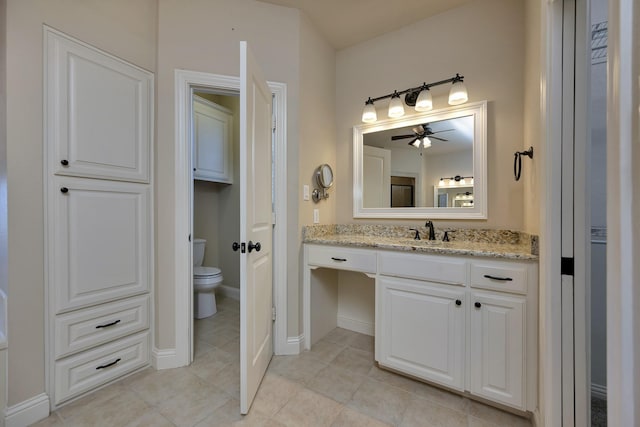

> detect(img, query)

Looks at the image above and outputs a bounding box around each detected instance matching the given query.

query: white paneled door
[239,41,273,414]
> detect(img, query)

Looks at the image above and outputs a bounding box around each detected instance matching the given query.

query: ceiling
[256,0,476,49]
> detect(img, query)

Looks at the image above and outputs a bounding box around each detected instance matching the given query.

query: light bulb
[460,178,466,185]
[388,92,405,118]
[422,137,432,148]
[448,79,468,105]
[362,99,377,123]
[415,88,433,112]
[410,139,421,148]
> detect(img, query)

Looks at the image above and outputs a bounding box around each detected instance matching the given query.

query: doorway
[173,70,289,370]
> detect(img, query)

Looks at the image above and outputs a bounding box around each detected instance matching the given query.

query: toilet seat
[194,266,222,278]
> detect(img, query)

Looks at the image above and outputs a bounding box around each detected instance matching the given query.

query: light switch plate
[313,209,319,224]
[303,185,310,201]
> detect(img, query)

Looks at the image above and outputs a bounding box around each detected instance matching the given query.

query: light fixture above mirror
[361,73,468,123]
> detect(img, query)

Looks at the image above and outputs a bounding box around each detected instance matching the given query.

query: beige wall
[296,13,337,333]
[523,0,542,235]
[156,0,306,347]
[335,0,526,230]
[4,0,157,407]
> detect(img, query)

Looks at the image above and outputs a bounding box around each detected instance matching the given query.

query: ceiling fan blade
[391,134,415,140]
[430,136,448,142]
[429,128,455,134]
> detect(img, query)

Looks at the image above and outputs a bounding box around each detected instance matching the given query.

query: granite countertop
[303,225,539,261]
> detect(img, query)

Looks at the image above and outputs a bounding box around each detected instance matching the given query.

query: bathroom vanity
[303,225,538,413]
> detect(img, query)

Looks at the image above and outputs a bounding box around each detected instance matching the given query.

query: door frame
[173,70,288,367]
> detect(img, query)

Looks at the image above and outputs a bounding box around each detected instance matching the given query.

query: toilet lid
[194,266,222,277]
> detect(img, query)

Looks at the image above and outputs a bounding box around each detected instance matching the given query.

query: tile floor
[35,295,532,427]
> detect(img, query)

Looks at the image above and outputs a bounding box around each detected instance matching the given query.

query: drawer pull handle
[331,257,347,262]
[60,159,69,166]
[483,274,513,282]
[95,319,121,329]
[96,358,121,370]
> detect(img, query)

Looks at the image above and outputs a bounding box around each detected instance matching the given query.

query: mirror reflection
[362,115,474,208]
[353,101,486,219]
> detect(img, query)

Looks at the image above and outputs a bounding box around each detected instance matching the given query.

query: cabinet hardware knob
[483,274,513,282]
[455,299,462,306]
[95,358,121,370]
[60,187,69,193]
[474,302,482,308]
[248,241,261,253]
[330,257,347,262]
[60,159,69,166]
[232,242,240,251]
[95,319,121,329]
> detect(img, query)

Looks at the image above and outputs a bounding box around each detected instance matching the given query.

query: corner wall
[4,0,157,408]
[156,0,303,348]
[335,0,526,230]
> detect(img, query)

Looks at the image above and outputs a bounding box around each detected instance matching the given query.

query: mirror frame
[353,100,487,219]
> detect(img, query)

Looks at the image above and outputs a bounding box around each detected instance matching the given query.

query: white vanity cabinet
[303,243,538,412]
[192,95,234,184]
[377,275,465,391]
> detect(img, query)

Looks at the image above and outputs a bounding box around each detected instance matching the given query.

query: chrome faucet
[425,220,436,240]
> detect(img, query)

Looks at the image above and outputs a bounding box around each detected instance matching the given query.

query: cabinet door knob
[60,159,69,166]
[474,302,482,308]
[248,241,261,253]
[455,299,462,306]
[60,187,69,194]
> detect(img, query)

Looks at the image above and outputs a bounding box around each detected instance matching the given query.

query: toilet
[193,238,224,319]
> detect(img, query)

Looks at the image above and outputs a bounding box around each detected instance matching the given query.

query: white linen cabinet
[45,27,153,406]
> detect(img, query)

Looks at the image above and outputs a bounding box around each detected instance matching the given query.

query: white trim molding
[5,393,50,427]
[337,316,374,337]
[280,334,304,356]
[218,285,240,301]
[174,70,289,366]
[151,348,178,370]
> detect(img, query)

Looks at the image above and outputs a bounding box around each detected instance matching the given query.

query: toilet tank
[193,238,206,266]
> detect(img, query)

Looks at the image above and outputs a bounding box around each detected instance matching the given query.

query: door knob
[232,242,240,251]
[248,241,261,253]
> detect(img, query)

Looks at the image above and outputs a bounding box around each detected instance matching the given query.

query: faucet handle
[442,231,450,242]
[409,228,421,240]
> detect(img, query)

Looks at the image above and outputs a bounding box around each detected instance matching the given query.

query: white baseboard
[152,347,181,370]
[591,383,607,400]
[5,393,50,427]
[337,315,374,336]
[218,285,239,301]
[277,334,303,355]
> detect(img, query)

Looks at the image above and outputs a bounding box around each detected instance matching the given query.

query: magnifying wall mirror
[312,164,333,202]
[353,101,487,219]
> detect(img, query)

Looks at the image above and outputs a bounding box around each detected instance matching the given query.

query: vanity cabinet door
[377,276,465,391]
[469,291,526,409]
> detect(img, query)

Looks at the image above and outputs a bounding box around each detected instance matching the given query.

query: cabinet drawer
[378,251,466,285]
[55,295,150,359]
[307,245,376,273]
[470,261,528,295]
[54,332,149,405]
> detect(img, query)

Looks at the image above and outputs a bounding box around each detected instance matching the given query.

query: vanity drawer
[54,332,149,405]
[378,251,466,286]
[306,244,376,273]
[55,295,150,359]
[470,261,528,294]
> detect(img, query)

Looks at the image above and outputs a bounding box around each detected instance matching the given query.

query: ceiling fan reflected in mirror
[391,124,454,148]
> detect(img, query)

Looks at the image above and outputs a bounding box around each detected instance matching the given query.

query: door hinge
[561,257,574,276]
[272,306,276,321]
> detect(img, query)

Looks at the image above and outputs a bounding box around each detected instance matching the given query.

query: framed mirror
[353,101,487,219]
